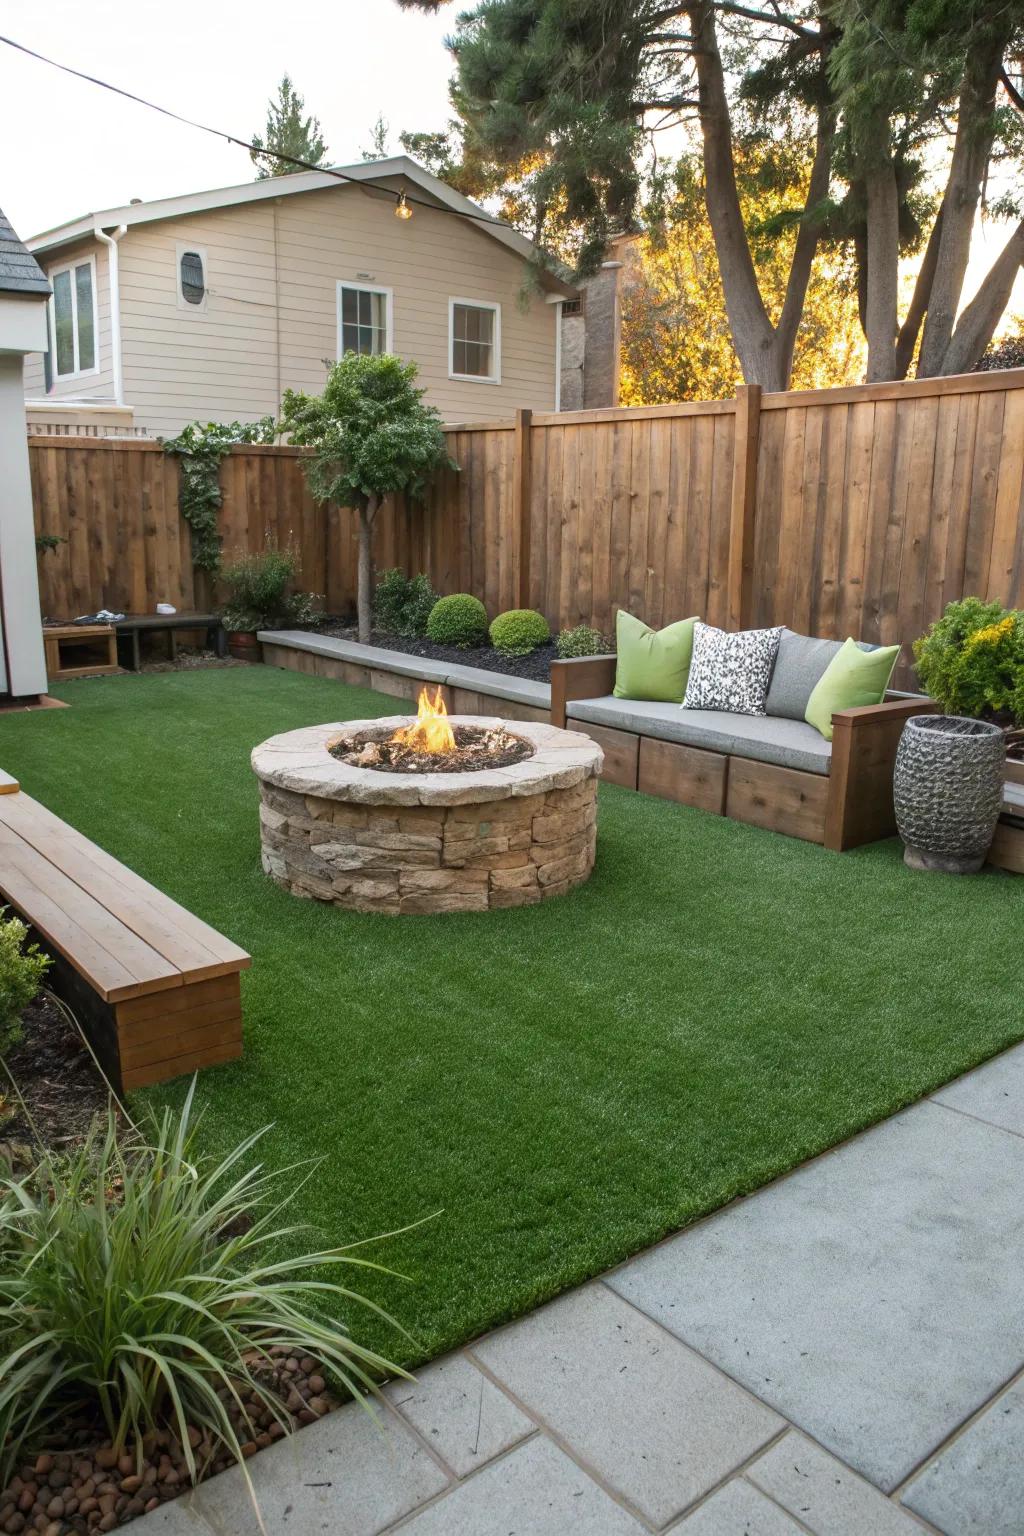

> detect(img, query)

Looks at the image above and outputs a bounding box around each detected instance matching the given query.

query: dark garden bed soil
[1,994,113,1159]
[316,623,563,682]
[0,1351,340,1535]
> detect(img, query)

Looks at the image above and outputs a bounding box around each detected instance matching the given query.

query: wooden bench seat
[0,790,248,1090]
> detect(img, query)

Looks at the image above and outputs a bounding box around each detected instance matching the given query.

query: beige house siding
[23,237,115,401]
[109,185,557,435]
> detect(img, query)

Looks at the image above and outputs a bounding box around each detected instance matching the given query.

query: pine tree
[251,76,328,180]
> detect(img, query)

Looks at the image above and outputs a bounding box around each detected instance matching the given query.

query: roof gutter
[93,224,126,405]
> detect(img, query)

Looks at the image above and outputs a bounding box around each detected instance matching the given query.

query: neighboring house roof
[0,208,51,297]
[27,156,577,298]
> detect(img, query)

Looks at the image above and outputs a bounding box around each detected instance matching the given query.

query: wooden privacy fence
[28,366,1024,684]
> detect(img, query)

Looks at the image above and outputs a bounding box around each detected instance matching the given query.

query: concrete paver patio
[140,1044,1024,1535]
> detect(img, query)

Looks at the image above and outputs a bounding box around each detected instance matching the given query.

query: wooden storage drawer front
[726,759,828,844]
[638,737,727,814]
[573,723,639,789]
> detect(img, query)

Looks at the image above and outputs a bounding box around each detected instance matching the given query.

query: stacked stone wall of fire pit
[252,717,603,915]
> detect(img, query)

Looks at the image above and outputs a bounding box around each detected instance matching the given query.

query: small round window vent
[180,251,205,305]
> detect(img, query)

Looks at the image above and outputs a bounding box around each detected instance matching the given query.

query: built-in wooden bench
[0,789,248,1090]
[551,655,936,852]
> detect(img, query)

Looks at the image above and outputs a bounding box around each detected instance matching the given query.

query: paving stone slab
[394,1434,646,1534]
[172,1400,449,1536]
[669,1479,806,1534]
[471,1282,782,1527]
[931,1043,1024,1138]
[746,1431,921,1534]
[903,1375,1024,1535]
[384,1351,534,1476]
[132,1502,213,1535]
[608,1100,1024,1492]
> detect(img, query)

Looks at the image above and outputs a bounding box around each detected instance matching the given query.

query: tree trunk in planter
[356,493,379,645]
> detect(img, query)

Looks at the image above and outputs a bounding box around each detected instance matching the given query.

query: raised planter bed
[258,631,551,723]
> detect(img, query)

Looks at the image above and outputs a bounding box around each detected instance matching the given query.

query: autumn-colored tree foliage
[620,142,865,402]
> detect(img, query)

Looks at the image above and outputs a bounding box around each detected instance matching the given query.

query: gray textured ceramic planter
[894,715,1006,873]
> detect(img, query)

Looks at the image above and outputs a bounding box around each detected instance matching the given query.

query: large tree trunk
[864,162,900,380]
[687,0,780,388]
[917,31,1006,376]
[356,493,380,644]
[940,220,1024,374]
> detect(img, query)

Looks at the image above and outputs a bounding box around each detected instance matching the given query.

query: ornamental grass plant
[0,1081,411,1488]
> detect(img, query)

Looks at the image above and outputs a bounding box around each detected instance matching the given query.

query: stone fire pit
[251,716,603,914]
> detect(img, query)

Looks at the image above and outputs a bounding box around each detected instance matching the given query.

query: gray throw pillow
[765,630,875,720]
[682,622,784,716]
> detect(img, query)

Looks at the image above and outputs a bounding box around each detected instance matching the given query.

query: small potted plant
[220,544,322,660]
[896,599,1023,872]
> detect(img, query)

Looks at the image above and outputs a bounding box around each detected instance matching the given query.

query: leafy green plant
[556,624,610,660]
[220,545,322,633]
[913,598,1024,726]
[426,593,488,648]
[374,569,438,638]
[162,420,276,573]
[489,609,550,657]
[33,534,65,558]
[0,912,49,1059]
[0,1083,413,1486]
[279,355,456,643]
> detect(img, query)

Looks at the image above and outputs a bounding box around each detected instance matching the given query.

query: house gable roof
[27,157,577,297]
[0,207,51,297]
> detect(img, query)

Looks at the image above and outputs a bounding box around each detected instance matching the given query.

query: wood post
[513,408,533,609]
[727,383,762,631]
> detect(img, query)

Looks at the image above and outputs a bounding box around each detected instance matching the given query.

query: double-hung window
[338,284,392,356]
[449,299,500,383]
[48,256,97,381]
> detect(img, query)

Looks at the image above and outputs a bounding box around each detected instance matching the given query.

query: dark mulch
[316,624,562,682]
[1,994,114,1155]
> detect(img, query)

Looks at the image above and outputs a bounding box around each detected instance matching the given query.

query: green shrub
[426,593,488,648]
[489,609,551,657]
[556,624,609,660]
[0,1083,410,1484]
[375,569,438,637]
[913,598,1024,725]
[0,911,49,1058]
[220,545,322,632]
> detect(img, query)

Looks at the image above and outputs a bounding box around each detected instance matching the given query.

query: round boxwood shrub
[489,608,551,657]
[426,593,489,648]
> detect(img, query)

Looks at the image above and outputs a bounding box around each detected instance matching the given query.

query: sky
[1,0,1019,323]
[0,0,457,238]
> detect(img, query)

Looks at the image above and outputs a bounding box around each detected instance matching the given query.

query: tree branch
[941,219,1024,374]
[775,102,835,379]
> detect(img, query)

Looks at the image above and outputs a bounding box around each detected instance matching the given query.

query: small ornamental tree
[280,356,455,643]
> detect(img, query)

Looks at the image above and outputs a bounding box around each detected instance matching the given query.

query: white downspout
[94,224,127,405]
[554,299,563,413]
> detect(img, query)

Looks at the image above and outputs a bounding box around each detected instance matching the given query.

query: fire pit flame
[390,686,456,755]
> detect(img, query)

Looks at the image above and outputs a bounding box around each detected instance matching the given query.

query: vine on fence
[161,419,276,572]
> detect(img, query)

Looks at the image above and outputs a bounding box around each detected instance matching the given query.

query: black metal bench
[115,613,226,671]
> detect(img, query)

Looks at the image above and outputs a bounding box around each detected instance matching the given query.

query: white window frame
[336,282,394,357]
[448,297,501,385]
[47,254,99,381]
[176,242,208,312]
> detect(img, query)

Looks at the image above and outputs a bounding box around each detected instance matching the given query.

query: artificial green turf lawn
[2,666,1022,1366]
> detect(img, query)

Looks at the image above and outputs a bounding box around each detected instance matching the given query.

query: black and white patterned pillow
[682,623,784,716]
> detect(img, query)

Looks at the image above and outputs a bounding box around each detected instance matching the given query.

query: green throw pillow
[805,638,900,740]
[613,611,699,703]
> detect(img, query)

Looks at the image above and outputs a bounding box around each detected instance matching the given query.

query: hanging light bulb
[395,190,413,220]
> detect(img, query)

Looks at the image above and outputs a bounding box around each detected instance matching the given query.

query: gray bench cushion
[566,696,832,776]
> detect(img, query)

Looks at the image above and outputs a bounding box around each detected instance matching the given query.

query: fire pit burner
[251,709,604,915]
[330,688,534,775]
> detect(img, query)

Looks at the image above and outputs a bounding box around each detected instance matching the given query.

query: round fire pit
[251,715,603,914]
